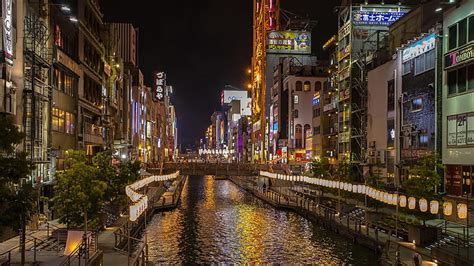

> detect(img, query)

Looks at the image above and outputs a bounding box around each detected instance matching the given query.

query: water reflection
[146,176,375,264]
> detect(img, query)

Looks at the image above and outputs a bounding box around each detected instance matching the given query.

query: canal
[145,176,376,264]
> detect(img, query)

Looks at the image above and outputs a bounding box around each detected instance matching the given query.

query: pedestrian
[412,252,422,266]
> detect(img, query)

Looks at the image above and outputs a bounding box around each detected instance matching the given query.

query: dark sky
[100,0,338,148]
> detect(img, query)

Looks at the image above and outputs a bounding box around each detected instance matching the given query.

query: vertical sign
[2,0,13,65]
[153,72,166,101]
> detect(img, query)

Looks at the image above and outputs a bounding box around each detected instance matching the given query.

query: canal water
[145,176,376,264]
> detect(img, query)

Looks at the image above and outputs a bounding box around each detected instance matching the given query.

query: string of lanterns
[126,171,180,221]
[259,171,468,219]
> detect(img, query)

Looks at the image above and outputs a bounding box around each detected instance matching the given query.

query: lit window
[303,81,311,92]
[294,95,299,104]
[419,135,429,148]
[411,97,423,112]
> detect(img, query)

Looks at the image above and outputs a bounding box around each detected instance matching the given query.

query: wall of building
[367,60,396,177]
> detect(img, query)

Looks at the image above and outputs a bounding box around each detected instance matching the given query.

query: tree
[310,157,331,178]
[54,150,107,228]
[0,115,36,264]
[336,156,351,181]
[403,154,443,199]
[93,151,141,208]
[402,153,443,225]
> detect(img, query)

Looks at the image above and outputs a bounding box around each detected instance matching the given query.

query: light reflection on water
[145,176,376,264]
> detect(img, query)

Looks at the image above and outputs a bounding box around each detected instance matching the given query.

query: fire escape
[24,7,52,183]
[350,30,389,180]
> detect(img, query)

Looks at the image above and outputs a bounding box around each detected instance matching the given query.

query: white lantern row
[126,171,180,221]
[258,171,469,219]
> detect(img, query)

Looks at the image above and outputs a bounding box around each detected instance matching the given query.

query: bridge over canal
[147,162,291,176]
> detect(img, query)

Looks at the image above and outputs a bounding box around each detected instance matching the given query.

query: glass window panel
[458,67,467,93]
[448,70,457,95]
[415,54,425,75]
[468,65,474,91]
[459,18,467,47]
[403,61,411,75]
[449,25,457,50]
[469,16,474,42]
[425,49,435,70]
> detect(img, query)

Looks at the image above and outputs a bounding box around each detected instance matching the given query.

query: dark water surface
[145,176,376,264]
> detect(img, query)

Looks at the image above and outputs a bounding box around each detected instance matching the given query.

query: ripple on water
[145,176,376,265]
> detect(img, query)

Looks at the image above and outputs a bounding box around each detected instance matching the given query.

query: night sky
[100,0,338,148]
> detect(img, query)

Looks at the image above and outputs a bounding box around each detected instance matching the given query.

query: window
[447,66,473,96]
[459,18,467,47]
[313,126,321,135]
[458,67,467,93]
[470,16,474,42]
[411,97,423,112]
[414,49,434,75]
[449,24,457,50]
[303,81,311,92]
[52,108,65,132]
[313,108,320,118]
[448,16,474,50]
[403,61,411,75]
[469,65,474,90]
[294,95,299,104]
[415,55,425,75]
[295,81,303,91]
[294,109,299,118]
[419,134,429,148]
[52,108,75,134]
[315,81,322,91]
[448,70,457,95]
[54,68,76,97]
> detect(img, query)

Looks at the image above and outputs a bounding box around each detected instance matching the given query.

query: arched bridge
[147,162,289,176]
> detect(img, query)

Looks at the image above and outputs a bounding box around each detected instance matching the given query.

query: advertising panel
[266,31,311,54]
[221,90,248,105]
[153,72,166,101]
[445,43,474,69]
[447,112,474,147]
[352,10,407,26]
[2,0,13,65]
[402,33,436,63]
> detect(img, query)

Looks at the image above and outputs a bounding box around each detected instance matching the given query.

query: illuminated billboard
[352,10,407,26]
[221,90,251,116]
[266,31,311,54]
[153,72,166,102]
[402,33,436,63]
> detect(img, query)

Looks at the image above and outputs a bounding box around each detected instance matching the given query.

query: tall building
[442,0,474,221]
[270,57,326,162]
[77,0,106,157]
[321,35,339,165]
[337,1,412,180]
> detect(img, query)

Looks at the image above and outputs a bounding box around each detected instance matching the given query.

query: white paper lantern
[430,200,439,214]
[399,195,407,207]
[391,194,398,205]
[408,197,416,210]
[443,202,453,216]
[457,203,468,219]
[419,198,428,212]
